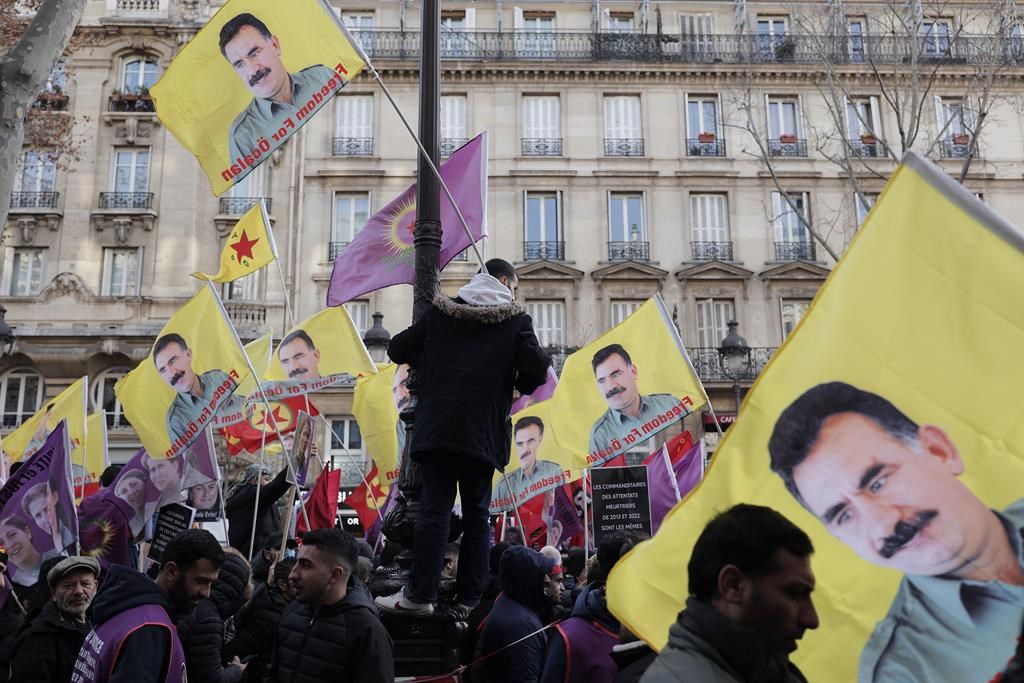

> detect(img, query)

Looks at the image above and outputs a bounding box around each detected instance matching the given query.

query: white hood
[457,273,514,306]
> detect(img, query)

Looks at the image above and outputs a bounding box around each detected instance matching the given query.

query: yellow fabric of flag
[4,377,87,473]
[352,363,403,488]
[79,412,109,501]
[607,153,1024,683]
[116,285,249,460]
[193,201,275,283]
[150,0,367,195]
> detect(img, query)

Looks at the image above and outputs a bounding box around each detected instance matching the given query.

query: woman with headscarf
[225,463,290,559]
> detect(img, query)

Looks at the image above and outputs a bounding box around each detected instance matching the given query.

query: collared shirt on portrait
[587,393,681,456]
[494,459,564,507]
[166,369,233,442]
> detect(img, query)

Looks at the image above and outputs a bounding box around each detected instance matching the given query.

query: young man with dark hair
[377,258,550,618]
[641,504,819,683]
[274,528,393,683]
[72,529,225,682]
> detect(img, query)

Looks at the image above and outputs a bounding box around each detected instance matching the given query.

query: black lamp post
[0,305,16,357]
[717,320,750,414]
[362,312,391,364]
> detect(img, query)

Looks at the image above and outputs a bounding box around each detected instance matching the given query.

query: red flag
[297,468,341,535]
[220,395,319,455]
[343,465,388,530]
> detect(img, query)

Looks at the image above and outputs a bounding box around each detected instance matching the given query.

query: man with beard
[769,382,1024,683]
[493,416,563,506]
[154,333,232,444]
[9,556,99,683]
[72,529,224,682]
[277,329,322,382]
[587,344,679,457]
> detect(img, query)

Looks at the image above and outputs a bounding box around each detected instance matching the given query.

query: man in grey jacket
[640,504,819,683]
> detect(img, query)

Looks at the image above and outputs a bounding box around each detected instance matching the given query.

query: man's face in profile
[594,353,640,413]
[737,549,819,656]
[224,25,290,102]
[155,342,197,394]
[514,424,543,473]
[392,365,411,413]
[792,412,988,577]
[279,337,321,380]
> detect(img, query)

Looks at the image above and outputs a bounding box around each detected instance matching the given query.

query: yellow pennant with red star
[193,200,276,283]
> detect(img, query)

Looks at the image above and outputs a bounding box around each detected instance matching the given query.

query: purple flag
[0,421,78,586]
[326,133,488,305]
[646,441,703,534]
[548,483,584,547]
[510,366,558,416]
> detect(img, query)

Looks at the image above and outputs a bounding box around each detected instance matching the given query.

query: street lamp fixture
[0,305,16,357]
[717,320,750,414]
[362,311,391,364]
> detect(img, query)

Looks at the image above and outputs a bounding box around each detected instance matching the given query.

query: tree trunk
[0,0,87,228]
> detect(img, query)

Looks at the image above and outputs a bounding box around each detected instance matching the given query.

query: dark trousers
[407,453,493,605]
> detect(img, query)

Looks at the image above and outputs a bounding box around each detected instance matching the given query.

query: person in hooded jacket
[225,556,295,683]
[475,545,557,683]
[178,552,251,683]
[226,464,291,560]
[376,258,550,618]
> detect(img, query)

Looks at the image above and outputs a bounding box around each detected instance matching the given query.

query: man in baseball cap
[9,556,100,683]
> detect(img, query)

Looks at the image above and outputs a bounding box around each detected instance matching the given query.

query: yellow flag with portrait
[3,377,87,474]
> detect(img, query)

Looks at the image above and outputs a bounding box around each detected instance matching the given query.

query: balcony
[440,137,469,157]
[608,241,649,261]
[523,241,565,261]
[10,191,59,209]
[224,301,266,329]
[107,95,155,113]
[849,138,887,158]
[604,138,645,157]
[218,197,271,216]
[686,138,727,157]
[32,93,69,112]
[939,138,972,159]
[690,347,777,383]
[329,241,349,261]
[544,345,580,375]
[521,138,562,156]
[775,241,816,261]
[768,138,808,157]
[105,0,168,18]
[332,137,374,156]
[98,192,152,210]
[691,241,734,261]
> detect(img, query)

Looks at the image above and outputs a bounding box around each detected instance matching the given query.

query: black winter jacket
[225,582,290,683]
[388,293,549,470]
[8,600,89,683]
[226,466,290,559]
[178,554,250,683]
[272,578,393,683]
[0,601,23,683]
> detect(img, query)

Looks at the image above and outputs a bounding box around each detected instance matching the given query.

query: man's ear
[716,564,747,605]
[918,424,963,475]
[163,560,180,583]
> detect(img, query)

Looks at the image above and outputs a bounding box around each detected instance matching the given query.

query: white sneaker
[375,589,434,616]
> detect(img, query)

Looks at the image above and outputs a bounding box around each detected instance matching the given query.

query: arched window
[121,57,159,94]
[91,367,131,429]
[1,368,44,428]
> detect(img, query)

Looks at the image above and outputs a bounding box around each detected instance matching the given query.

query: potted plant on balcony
[779,133,798,144]
[698,131,716,143]
[775,38,797,60]
[952,132,970,145]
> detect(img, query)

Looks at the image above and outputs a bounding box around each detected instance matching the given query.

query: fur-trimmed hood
[433,293,525,324]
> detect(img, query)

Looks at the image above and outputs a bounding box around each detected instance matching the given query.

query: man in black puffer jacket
[377,259,550,618]
[225,556,295,682]
[178,552,251,683]
[273,528,392,683]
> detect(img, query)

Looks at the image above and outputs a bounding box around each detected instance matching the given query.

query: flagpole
[246,428,267,563]
[660,444,682,503]
[317,415,388,526]
[77,377,88,501]
[582,469,591,556]
[499,472,525,532]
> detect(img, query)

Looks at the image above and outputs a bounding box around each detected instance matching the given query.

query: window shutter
[464,7,476,29]
[1,248,13,296]
[690,195,728,242]
[337,96,373,138]
[441,96,466,139]
[527,301,564,347]
[344,301,370,337]
[514,6,524,29]
[610,301,642,327]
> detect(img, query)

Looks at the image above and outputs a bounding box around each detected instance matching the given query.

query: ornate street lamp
[717,320,750,414]
[362,312,391,364]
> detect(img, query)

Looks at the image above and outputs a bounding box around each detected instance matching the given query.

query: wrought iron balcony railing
[521,138,563,156]
[329,241,350,261]
[339,30,1023,67]
[544,345,580,375]
[107,96,155,113]
[690,347,778,383]
[939,139,972,158]
[10,191,59,209]
[523,241,565,261]
[849,138,888,158]
[98,192,153,210]
[768,138,808,157]
[32,93,69,111]
[775,240,816,261]
[218,197,272,215]
[224,302,266,328]
[440,137,469,157]
[604,138,645,157]
[332,137,374,156]
[686,138,727,157]
[608,240,649,261]
[691,241,734,261]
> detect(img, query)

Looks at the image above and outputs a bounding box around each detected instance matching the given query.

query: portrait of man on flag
[490,407,572,514]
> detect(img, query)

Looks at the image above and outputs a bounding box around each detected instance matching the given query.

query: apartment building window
[757,16,790,59]
[604,95,643,156]
[101,248,141,297]
[847,18,866,62]
[111,147,150,195]
[936,97,973,158]
[522,95,561,156]
[610,300,643,327]
[920,19,952,57]
[781,299,811,339]
[1,368,44,428]
[686,95,724,156]
[856,193,878,226]
[680,14,714,58]
[12,149,57,209]
[847,97,882,156]
[608,192,647,261]
[696,298,734,348]
[2,247,46,296]
[220,165,266,215]
[223,270,263,302]
[514,9,555,57]
[1011,23,1024,61]
[341,13,375,57]
[441,9,476,57]
[334,95,373,156]
[92,367,130,429]
[331,192,370,260]
[526,301,565,348]
[772,192,814,260]
[766,97,805,156]
[121,57,158,93]
[690,194,731,261]
[604,11,634,32]
[329,417,366,487]
[440,95,468,157]
[524,191,563,261]
[345,301,370,337]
